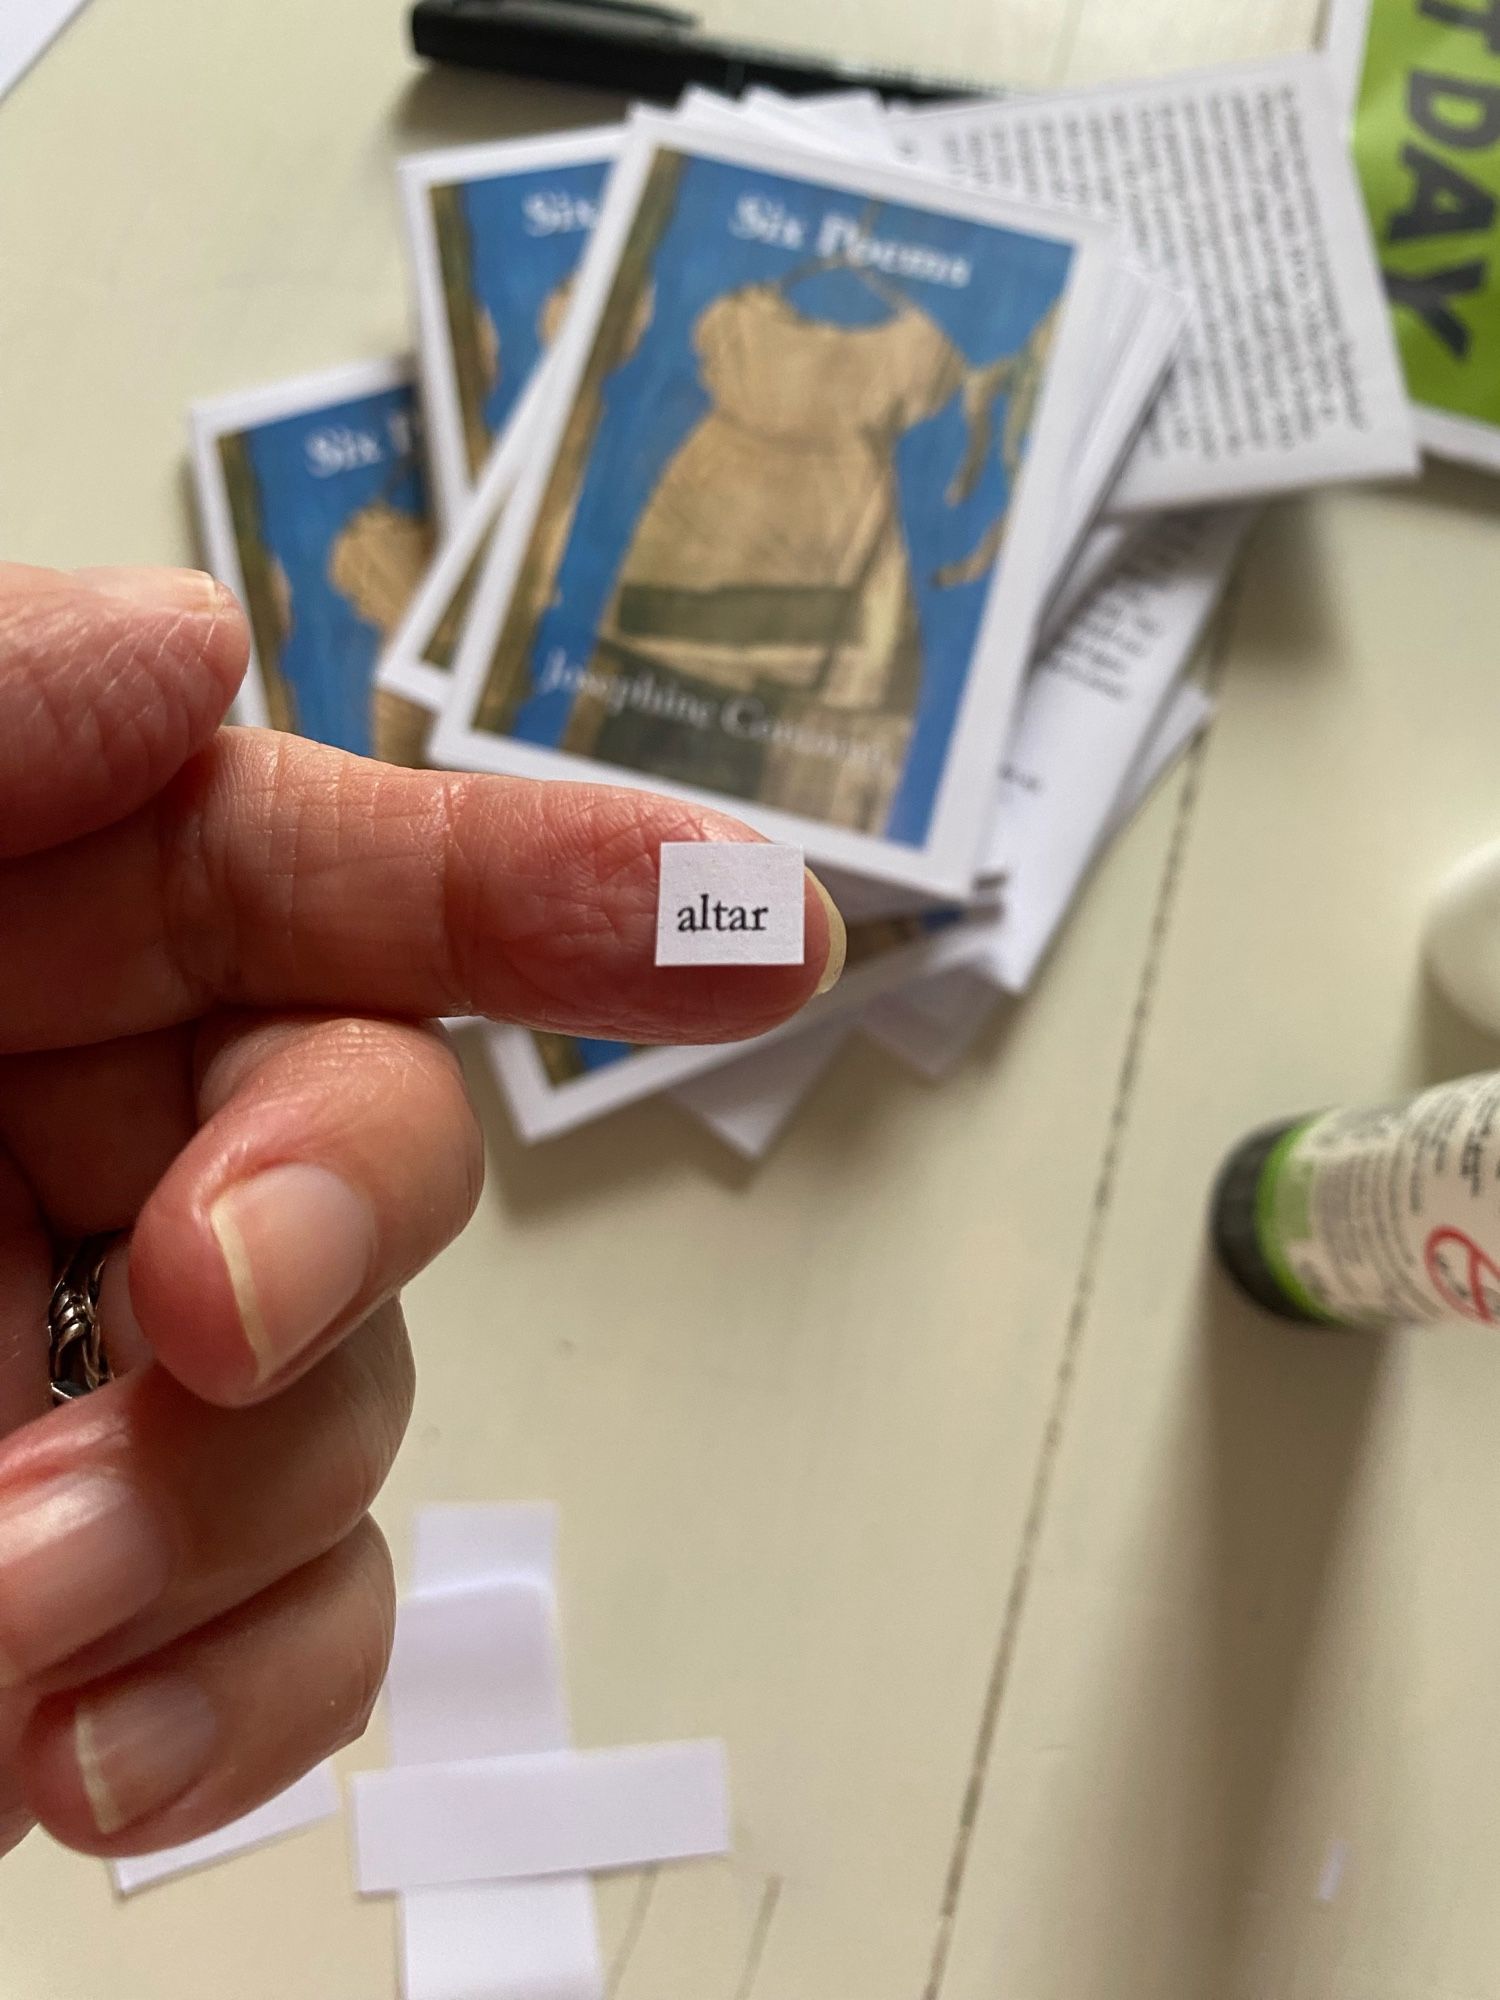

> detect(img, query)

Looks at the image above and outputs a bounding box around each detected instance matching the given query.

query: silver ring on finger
[47,1235,116,1404]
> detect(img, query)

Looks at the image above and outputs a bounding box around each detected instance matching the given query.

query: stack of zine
[189,59,1417,1156]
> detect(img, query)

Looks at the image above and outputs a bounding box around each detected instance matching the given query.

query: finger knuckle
[157,734,281,1004]
[315,1308,414,1531]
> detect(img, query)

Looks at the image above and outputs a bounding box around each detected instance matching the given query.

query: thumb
[0,1158,50,1441]
[0,564,248,860]
[1,1694,34,1860]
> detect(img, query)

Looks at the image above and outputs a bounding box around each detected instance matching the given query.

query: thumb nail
[73,566,224,615]
[808,873,847,996]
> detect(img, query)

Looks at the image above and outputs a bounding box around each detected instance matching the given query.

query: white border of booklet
[431,107,1124,900]
[188,353,416,729]
[398,126,626,529]
[485,911,992,1141]
[374,354,555,713]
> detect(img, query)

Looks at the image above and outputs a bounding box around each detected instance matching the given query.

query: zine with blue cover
[193,361,433,765]
[437,120,1104,896]
[403,130,620,522]
[526,905,965,1090]
[429,158,609,477]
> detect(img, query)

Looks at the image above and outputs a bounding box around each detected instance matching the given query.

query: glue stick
[1211,1072,1500,1328]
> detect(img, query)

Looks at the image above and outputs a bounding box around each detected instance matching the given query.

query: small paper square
[655,843,805,967]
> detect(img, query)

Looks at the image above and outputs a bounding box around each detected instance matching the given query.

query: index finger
[0,730,845,1052]
[0,563,246,861]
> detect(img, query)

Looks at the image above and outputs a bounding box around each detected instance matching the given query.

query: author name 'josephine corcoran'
[533,650,901,779]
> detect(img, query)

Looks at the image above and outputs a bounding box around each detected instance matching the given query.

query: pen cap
[1209,1119,1323,1322]
[1425,837,1500,1037]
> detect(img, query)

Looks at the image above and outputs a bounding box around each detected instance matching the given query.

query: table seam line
[918,565,1248,2000]
[606,1864,660,1996]
[729,1876,784,2000]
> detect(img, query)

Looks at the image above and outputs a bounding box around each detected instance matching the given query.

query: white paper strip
[655,843,805,967]
[395,1507,603,2000]
[111,1761,339,1895]
[411,1503,558,1594]
[0,0,92,105]
[354,1742,731,1895]
[388,1580,569,1769]
[401,1880,606,2000]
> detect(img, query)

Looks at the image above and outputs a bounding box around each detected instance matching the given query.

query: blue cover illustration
[430,158,610,480]
[474,150,1074,849]
[215,380,431,761]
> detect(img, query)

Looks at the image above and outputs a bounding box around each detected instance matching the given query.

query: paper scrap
[396,1506,603,2000]
[111,1761,339,1896]
[656,844,805,967]
[388,1579,569,1769]
[0,0,92,105]
[411,1502,558,1594]
[402,1881,605,2000]
[354,1741,731,1895]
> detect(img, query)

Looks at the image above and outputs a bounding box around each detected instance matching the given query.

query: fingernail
[72,565,222,615]
[0,1474,171,1689]
[74,1673,219,1836]
[809,873,847,996]
[96,1246,152,1375]
[209,1164,376,1386]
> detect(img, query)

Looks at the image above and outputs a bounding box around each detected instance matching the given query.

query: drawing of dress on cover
[565,274,1046,834]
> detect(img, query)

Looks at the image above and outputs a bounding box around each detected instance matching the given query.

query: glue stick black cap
[1209,1120,1325,1322]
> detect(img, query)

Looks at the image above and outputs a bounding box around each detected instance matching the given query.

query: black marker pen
[410,0,979,105]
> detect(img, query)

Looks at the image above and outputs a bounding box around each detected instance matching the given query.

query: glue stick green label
[1213,1071,1500,1328]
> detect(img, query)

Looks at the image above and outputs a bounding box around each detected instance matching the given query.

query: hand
[0,563,842,1861]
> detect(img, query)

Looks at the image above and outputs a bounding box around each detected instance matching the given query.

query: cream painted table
[4,3,1499,1996]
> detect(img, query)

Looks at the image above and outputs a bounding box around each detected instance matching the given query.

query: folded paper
[111,1762,339,1896]
[354,1741,731,1895]
[395,1507,603,2000]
